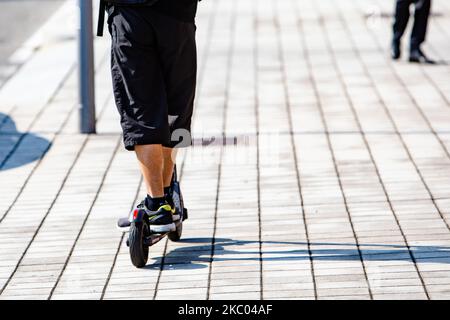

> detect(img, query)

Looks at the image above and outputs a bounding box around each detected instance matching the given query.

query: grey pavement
[0,0,65,88]
[0,0,450,300]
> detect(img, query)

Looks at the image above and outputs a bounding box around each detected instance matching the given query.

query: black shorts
[107,6,197,150]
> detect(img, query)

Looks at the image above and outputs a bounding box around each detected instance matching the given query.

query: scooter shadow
[0,113,51,171]
[144,237,450,270]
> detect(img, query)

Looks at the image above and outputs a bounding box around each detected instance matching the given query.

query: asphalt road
[0,0,65,85]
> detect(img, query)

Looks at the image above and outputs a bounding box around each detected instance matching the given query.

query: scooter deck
[126,220,182,248]
[118,208,187,233]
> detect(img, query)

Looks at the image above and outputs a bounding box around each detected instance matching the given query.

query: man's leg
[135,144,164,198]
[410,0,431,50]
[133,143,175,231]
[135,144,177,204]
[163,147,177,189]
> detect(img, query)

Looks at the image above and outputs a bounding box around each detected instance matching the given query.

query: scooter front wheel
[128,221,149,268]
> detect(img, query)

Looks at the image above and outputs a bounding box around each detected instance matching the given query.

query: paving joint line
[206,0,236,301]
[0,135,90,295]
[48,136,122,299]
[351,0,450,234]
[0,58,75,172]
[152,0,220,300]
[253,0,264,300]
[0,50,113,296]
[300,0,374,299]
[100,176,143,300]
[152,149,189,300]
[334,0,433,299]
[275,0,318,300]
[0,50,111,225]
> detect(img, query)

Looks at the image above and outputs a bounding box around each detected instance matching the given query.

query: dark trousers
[393,0,431,50]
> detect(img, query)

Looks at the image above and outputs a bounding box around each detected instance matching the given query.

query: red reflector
[133,209,139,219]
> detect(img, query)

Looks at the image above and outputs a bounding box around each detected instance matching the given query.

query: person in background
[391,0,435,63]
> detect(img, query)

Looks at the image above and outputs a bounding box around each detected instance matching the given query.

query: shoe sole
[117,216,179,233]
[117,223,177,233]
[117,224,130,233]
[150,223,176,233]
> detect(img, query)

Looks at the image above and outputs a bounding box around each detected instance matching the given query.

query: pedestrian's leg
[393,0,412,43]
[135,144,164,199]
[410,0,431,50]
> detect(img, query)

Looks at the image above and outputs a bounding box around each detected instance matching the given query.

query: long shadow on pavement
[0,113,51,171]
[145,237,450,270]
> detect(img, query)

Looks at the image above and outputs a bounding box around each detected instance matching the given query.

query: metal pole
[78,0,96,133]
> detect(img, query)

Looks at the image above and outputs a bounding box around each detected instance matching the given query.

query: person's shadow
[0,113,51,171]
[144,237,450,270]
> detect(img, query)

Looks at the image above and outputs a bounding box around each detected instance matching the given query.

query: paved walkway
[1,0,450,300]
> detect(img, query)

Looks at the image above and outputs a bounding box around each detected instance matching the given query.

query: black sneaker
[117,201,176,233]
[146,203,176,233]
[409,48,436,64]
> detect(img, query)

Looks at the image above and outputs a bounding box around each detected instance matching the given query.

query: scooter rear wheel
[168,222,183,242]
[129,221,149,268]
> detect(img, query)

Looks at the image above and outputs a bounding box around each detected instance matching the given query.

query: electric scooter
[118,166,188,268]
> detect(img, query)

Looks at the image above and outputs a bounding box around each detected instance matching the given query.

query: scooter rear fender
[130,209,146,224]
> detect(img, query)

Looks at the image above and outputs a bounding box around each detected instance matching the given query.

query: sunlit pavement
[1,0,450,300]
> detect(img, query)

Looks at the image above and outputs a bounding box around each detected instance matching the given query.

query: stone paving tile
[209,292,261,300]
[428,292,450,300]
[317,286,371,296]
[372,293,429,300]
[1,0,450,300]
[320,295,372,300]
[263,289,316,299]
